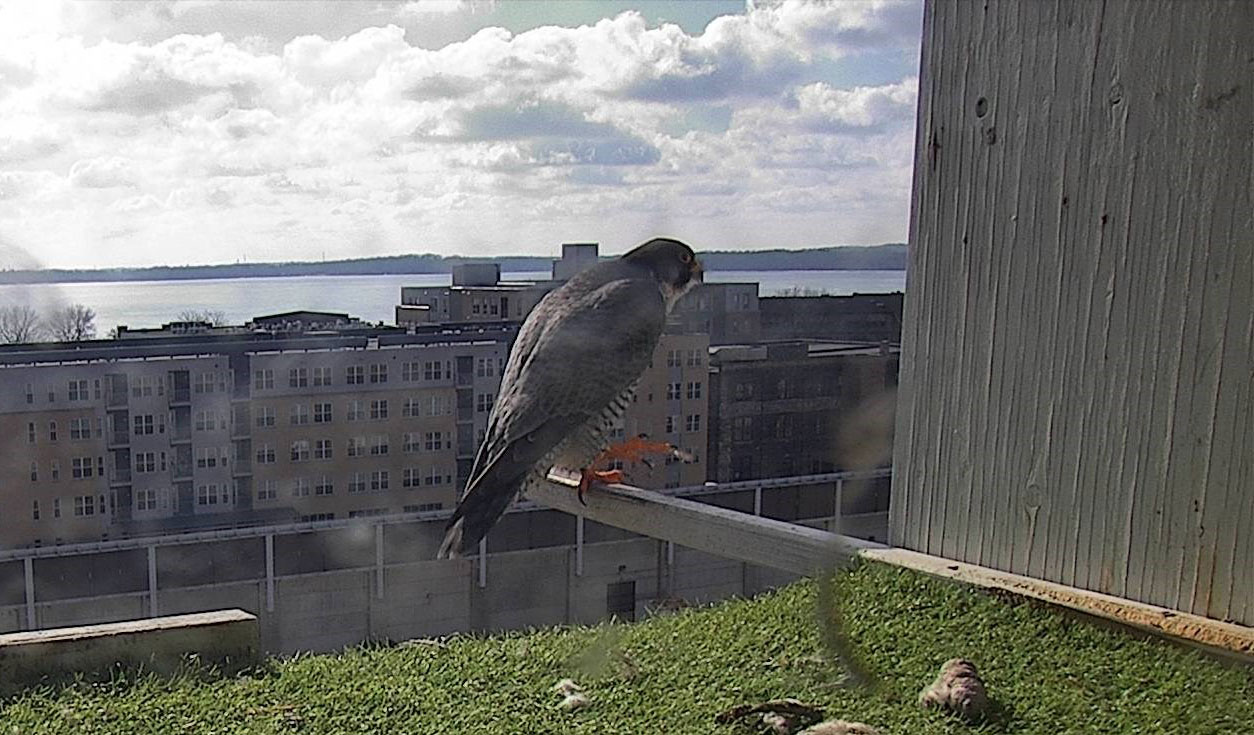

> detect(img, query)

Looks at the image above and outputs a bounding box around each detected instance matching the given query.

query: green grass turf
[2,562,1251,733]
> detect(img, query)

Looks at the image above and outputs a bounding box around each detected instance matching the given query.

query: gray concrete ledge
[0,610,259,687]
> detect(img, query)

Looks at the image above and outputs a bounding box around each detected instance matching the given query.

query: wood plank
[531,475,880,577]
[532,476,1254,661]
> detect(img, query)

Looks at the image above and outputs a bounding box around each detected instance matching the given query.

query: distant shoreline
[0,245,906,285]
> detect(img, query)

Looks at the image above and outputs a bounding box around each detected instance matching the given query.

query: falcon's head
[622,237,703,310]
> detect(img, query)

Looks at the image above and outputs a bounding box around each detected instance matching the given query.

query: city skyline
[0,0,923,269]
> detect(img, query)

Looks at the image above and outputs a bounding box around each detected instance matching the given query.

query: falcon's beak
[692,258,704,283]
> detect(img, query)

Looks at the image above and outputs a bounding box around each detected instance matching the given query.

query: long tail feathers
[436,472,526,559]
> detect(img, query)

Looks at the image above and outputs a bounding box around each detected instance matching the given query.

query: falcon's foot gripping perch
[575,436,694,503]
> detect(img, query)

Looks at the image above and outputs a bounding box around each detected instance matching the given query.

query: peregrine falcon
[437,238,703,558]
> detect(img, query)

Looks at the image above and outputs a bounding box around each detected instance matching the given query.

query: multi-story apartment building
[611,332,710,489]
[0,322,514,548]
[759,292,904,344]
[706,341,900,483]
[669,282,761,345]
[398,264,549,326]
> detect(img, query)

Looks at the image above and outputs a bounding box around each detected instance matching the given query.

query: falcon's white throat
[660,276,700,313]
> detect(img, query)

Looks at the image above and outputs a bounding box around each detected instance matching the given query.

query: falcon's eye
[680,253,691,264]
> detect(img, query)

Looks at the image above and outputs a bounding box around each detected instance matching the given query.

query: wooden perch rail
[533,473,1254,663]
[533,472,883,576]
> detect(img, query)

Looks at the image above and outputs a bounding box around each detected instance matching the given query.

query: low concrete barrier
[0,609,259,688]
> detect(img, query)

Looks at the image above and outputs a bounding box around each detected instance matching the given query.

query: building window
[476,393,494,413]
[257,480,278,501]
[72,456,93,479]
[369,363,388,384]
[665,415,678,434]
[314,438,333,460]
[31,500,39,521]
[48,421,57,441]
[732,416,754,442]
[256,445,276,464]
[192,411,213,432]
[666,383,681,400]
[370,470,389,491]
[424,431,444,451]
[51,460,60,481]
[68,379,89,401]
[27,422,36,444]
[403,432,420,453]
[734,382,755,401]
[403,467,420,488]
[346,400,365,422]
[686,349,703,367]
[348,472,367,494]
[254,369,274,390]
[315,476,334,496]
[196,447,226,468]
[256,406,276,427]
[312,366,332,387]
[197,483,228,506]
[348,508,386,519]
[290,440,310,462]
[29,461,37,482]
[291,478,310,498]
[194,372,218,394]
[369,435,389,456]
[424,467,448,486]
[685,414,701,433]
[347,436,366,458]
[475,357,497,377]
[666,349,681,367]
[135,489,158,512]
[25,383,33,404]
[135,452,157,473]
[402,361,419,381]
[313,402,332,423]
[70,418,91,440]
[290,404,310,426]
[429,395,450,416]
[423,361,443,381]
[686,381,702,400]
[369,399,388,420]
[403,399,420,418]
[301,513,335,522]
[289,368,308,388]
[774,416,793,439]
[345,365,364,385]
[74,495,95,516]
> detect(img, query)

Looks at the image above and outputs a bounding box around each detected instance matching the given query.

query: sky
[0,0,923,269]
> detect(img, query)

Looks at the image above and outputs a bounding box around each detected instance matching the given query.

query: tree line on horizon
[0,304,97,344]
[0,244,907,285]
[0,306,230,345]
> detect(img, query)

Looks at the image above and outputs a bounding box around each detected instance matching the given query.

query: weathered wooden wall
[890,0,1252,624]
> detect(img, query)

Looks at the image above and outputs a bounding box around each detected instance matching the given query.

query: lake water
[0,270,906,334]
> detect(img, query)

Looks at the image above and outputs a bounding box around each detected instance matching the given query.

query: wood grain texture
[891,0,1253,624]
[531,473,880,576]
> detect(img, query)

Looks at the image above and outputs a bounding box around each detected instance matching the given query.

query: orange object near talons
[577,468,625,504]
[575,437,690,504]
